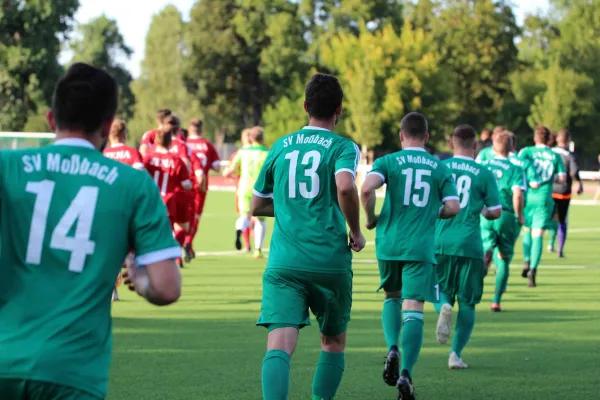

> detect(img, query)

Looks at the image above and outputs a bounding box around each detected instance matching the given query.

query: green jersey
[370,148,458,264]
[231,144,269,196]
[0,139,179,399]
[435,156,501,259]
[476,146,496,162]
[253,126,359,273]
[518,145,566,206]
[481,156,524,213]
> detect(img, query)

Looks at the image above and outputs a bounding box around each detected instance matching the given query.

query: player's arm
[438,167,460,219]
[126,174,182,305]
[210,146,222,172]
[336,142,364,251]
[512,187,525,225]
[481,169,502,221]
[251,150,275,217]
[178,160,193,191]
[360,172,384,230]
[132,149,145,170]
[570,154,584,194]
[223,151,241,177]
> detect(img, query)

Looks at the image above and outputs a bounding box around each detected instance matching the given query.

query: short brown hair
[400,112,428,140]
[556,128,569,143]
[190,119,203,130]
[156,108,172,123]
[155,128,172,148]
[492,125,505,136]
[249,126,264,144]
[452,124,477,148]
[109,119,126,140]
[534,125,551,144]
[163,114,180,129]
[493,131,512,156]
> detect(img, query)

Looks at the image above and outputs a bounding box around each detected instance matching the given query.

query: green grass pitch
[109,191,600,400]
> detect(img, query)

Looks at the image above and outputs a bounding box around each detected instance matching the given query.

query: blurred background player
[227,129,253,251]
[223,126,269,258]
[476,128,492,157]
[103,119,145,301]
[251,73,365,400]
[475,125,506,162]
[185,119,221,257]
[547,129,583,257]
[144,127,193,268]
[361,112,460,400]
[140,108,171,157]
[433,125,501,370]
[519,126,566,287]
[0,63,181,400]
[480,132,525,312]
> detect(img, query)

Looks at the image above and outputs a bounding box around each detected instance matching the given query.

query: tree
[0,0,79,131]
[262,79,307,146]
[129,5,199,142]
[70,15,135,120]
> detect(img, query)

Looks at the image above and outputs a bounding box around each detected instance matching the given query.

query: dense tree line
[2,0,600,163]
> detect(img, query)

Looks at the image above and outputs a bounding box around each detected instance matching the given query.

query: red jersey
[169,138,191,162]
[186,136,220,175]
[141,129,186,146]
[144,150,190,201]
[103,144,144,169]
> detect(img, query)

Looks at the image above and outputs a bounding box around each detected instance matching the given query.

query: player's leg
[556,199,571,257]
[433,254,456,345]
[243,221,253,252]
[449,257,484,369]
[253,216,267,259]
[547,200,559,252]
[521,206,533,277]
[377,260,403,386]
[310,271,352,400]
[235,193,252,250]
[491,215,516,311]
[27,380,103,400]
[528,206,551,287]
[397,262,438,400]
[256,270,309,400]
[480,218,496,276]
[184,191,205,259]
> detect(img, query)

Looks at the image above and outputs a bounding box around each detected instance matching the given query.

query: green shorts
[481,211,519,257]
[435,255,484,306]
[237,191,252,214]
[524,204,553,230]
[0,379,101,400]
[377,260,439,303]
[257,268,353,337]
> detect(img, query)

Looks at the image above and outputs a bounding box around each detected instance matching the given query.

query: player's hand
[517,214,525,226]
[198,177,208,192]
[529,181,540,189]
[577,183,584,195]
[365,214,379,230]
[349,231,366,252]
[122,255,137,292]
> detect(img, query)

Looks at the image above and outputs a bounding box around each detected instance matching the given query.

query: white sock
[235,216,249,232]
[254,220,266,250]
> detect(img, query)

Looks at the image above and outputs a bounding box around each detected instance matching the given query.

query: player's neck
[155,145,169,153]
[401,140,426,150]
[307,117,335,132]
[454,149,475,159]
[55,130,101,150]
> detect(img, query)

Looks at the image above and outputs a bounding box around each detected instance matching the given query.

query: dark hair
[493,131,512,156]
[109,119,126,140]
[400,112,428,139]
[52,63,118,134]
[452,124,477,147]
[190,118,203,130]
[534,125,551,144]
[155,128,172,148]
[157,108,172,123]
[305,73,343,120]
[163,114,180,129]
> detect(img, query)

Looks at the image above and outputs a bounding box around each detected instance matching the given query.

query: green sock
[312,351,345,400]
[382,298,403,350]
[262,350,290,400]
[401,310,424,378]
[433,292,452,313]
[493,257,510,304]
[522,230,532,262]
[548,221,557,249]
[531,236,543,270]
[452,303,475,358]
[492,248,502,270]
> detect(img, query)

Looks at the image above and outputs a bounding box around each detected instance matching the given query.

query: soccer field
[109,191,600,400]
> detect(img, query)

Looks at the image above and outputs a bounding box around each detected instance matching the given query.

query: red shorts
[166,193,191,224]
[195,191,208,215]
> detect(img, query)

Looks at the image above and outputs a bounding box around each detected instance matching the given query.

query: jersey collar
[302,126,330,132]
[454,155,474,160]
[403,147,426,152]
[494,155,508,160]
[535,144,548,148]
[54,138,95,149]
[111,143,125,148]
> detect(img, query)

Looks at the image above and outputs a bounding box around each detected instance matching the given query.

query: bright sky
[68,0,550,78]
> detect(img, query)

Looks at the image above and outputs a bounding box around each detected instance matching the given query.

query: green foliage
[70,15,135,120]
[0,0,79,131]
[262,79,307,146]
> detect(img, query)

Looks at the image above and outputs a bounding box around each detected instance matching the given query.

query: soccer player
[0,63,182,400]
[361,112,460,400]
[103,119,145,301]
[519,126,566,287]
[223,127,269,258]
[475,125,506,163]
[139,108,171,157]
[547,129,583,257]
[144,128,193,263]
[185,118,221,255]
[476,128,492,157]
[433,125,502,370]
[251,73,365,400]
[227,128,253,251]
[480,132,525,312]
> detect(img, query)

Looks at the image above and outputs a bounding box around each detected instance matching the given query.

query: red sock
[185,215,200,249]
[242,227,251,249]
[175,229,186,247]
